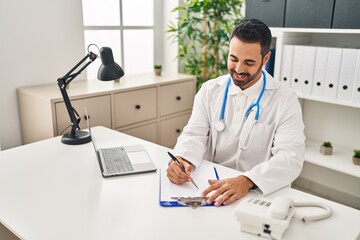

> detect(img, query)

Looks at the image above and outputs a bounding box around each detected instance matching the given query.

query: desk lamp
[57,45,124,145]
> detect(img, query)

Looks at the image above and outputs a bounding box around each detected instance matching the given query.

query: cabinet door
[114,87,157,128]
[160,113,191,148]
[120,122,158,144]
[159,81,195,117]
[55,95,111,135]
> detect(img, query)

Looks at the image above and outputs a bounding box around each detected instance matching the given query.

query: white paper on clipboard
[160,161,219,202]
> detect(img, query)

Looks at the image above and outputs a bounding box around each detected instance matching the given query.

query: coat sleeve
[173,82,212,168]
[242,91,306,196]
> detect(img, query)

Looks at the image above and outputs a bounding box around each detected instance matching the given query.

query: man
[166,19,305,207]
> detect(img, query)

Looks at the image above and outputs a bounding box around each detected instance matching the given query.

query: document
[324,48,342,100]
[280,45,294,88]
[337,48,358,103]
[312,47,329,98]
[159,161,219,206]
[352,50,360,105]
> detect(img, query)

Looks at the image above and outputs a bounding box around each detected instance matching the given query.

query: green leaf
[166,0,244,90]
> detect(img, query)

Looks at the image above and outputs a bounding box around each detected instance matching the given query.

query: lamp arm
[57,79,80,134]
[57,52,97,134]
[60,52,97,88]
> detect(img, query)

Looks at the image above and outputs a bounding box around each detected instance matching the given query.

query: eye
[244,61,255,66]
[230,56,238,62]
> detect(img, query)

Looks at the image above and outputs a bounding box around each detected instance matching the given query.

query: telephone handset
[234,196,332,240]
[268,196,294,220]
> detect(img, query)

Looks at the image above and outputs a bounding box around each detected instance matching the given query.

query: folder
[337,48,359,103]
[279,45,294,88]
[290,45,304,92]
[265,48,276,77]
[312,47,329,98]
[324,48,342,100]
[352,50,360,105]
[300,46,316,96]
[159,161,219,207]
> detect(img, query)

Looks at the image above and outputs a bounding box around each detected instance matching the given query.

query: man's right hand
[166,156,193,184]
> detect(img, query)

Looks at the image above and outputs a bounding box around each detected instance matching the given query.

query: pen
[167,152,199,189]
[213,166,220,180]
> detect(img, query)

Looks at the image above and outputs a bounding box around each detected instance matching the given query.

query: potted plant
[320,141,333,155]
[353,149,360,165]
[154,64,162,76]
[167,0,244,90]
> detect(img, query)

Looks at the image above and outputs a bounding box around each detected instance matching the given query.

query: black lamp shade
[97,47,124,81]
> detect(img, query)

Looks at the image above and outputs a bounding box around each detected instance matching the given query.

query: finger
[200,179,220,197]
[182,162,193,175]
[167,162,191,182]
[222,193,242,206]
[173,162,192,181]
[214,188,236,206]
[176,158,193,176]
[206,188,225,205]
[202,181,225,205]
[166,168,185,184]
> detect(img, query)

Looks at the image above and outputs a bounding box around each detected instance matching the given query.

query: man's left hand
[201,175,254,207]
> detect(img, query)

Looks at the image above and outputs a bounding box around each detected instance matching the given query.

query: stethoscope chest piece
[215,120,225,132]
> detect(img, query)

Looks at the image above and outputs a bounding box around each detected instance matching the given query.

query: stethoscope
[215,70,267,150]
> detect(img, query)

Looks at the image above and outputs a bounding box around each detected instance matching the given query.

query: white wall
[163,0,178,73]
[0,0,86,150]
[0,0,178,150]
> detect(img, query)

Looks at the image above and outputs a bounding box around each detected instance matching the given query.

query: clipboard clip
[171,197,208,209]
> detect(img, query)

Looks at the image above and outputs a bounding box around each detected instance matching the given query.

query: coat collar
[216,70,280,98]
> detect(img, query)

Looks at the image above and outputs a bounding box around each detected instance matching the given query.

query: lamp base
[61,130,91,145]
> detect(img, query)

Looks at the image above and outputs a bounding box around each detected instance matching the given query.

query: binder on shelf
[352,50,360,105]
[290,45,304,92]
[324,48,342,100]
[337,48,358,103]
[279,45,294,88]
[265,48,276,77]
[300,46,316,96]
[312,47,329,98]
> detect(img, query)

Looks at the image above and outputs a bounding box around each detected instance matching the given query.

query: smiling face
[227,37,270,90]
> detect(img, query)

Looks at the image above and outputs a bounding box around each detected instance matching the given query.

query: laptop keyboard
[101,147,134,173]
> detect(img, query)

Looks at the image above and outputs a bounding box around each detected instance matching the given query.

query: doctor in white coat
[166,19,305,207]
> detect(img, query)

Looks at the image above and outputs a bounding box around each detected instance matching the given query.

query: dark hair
[230,19,272,57]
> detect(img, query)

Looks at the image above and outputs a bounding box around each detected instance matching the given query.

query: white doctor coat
[173,71,305,196]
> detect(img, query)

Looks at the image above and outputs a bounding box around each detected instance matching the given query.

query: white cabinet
[55,95,112,135]
[271,28,360,208]
[17,73,196,148]
[114,87,157,128]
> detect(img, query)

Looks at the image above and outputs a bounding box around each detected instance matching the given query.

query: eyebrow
[229,54,257,63]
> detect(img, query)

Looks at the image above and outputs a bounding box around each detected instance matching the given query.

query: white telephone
[234,196,332,240]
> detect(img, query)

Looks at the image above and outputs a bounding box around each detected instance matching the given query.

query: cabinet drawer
[159,81,195,117]
[114,87,157,128]
[55,95,111,135]
[160,113,191,148]
[120,122,158,144]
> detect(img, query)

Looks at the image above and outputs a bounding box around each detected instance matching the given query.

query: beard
[230,61,263,90]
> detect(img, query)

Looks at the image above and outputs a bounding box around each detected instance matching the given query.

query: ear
[262,51,271,66]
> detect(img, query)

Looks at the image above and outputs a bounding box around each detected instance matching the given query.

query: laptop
[86,109,157,178]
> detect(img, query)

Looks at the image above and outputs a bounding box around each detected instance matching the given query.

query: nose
[234,61,245,73]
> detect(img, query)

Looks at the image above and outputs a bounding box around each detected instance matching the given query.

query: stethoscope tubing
[218,70,267,128]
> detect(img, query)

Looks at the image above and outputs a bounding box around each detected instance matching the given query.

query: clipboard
[159,161,220,208]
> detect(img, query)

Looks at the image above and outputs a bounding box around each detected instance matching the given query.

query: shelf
[304,139,360,178]
[271,27,360,34]
[297,93,360,109]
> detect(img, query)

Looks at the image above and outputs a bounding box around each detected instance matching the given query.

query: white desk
[0,126,359,240]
